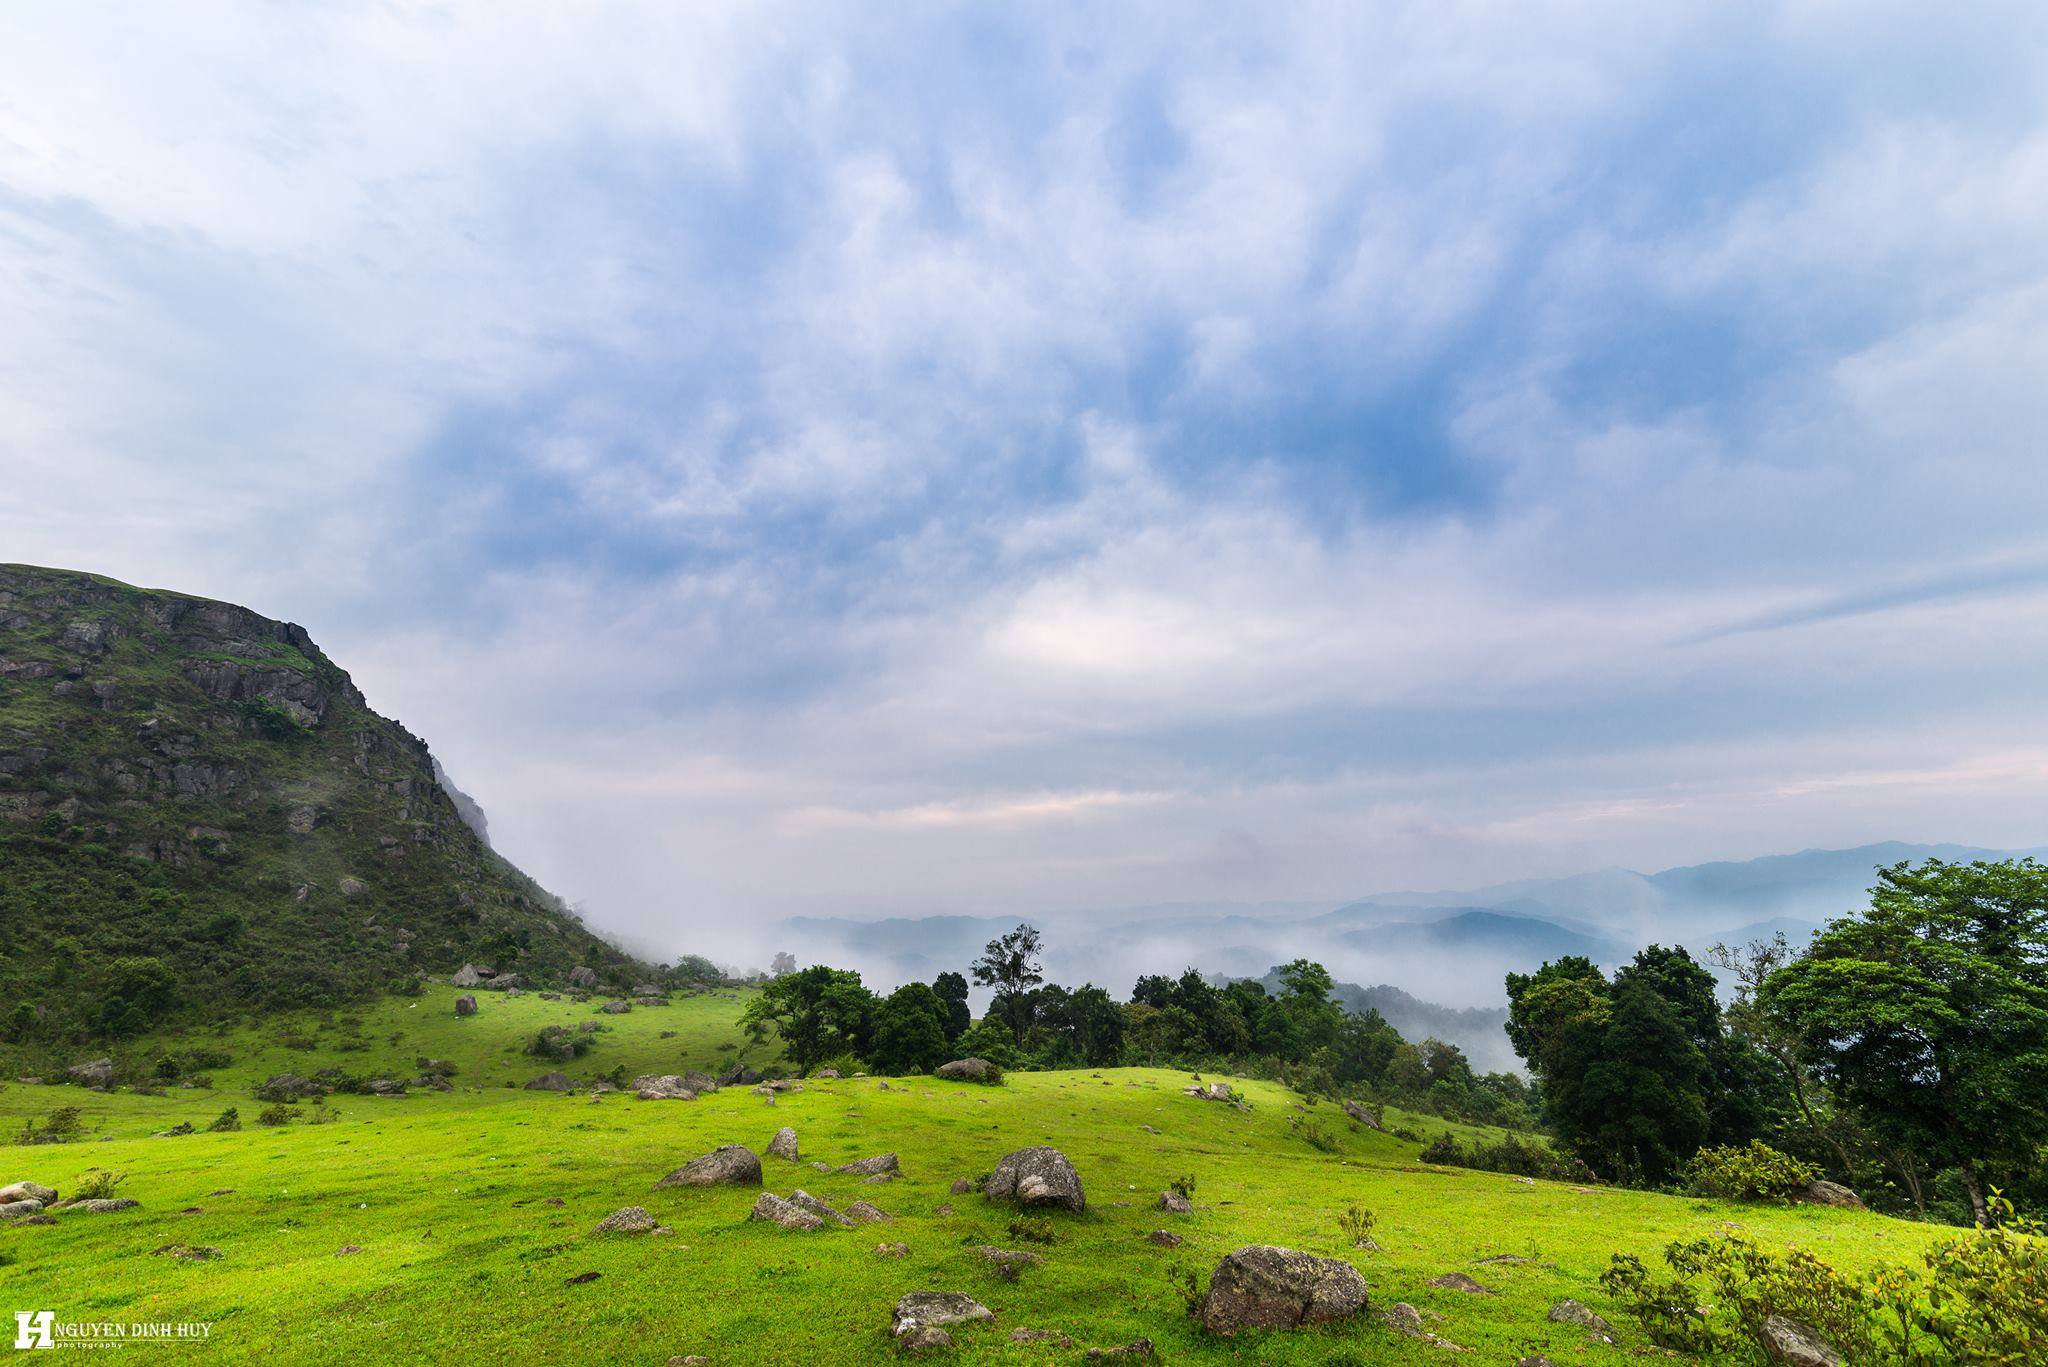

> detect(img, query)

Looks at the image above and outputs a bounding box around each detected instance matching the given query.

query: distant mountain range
[779,839,2046,1069]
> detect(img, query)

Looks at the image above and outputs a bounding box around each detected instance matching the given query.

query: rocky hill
[0,564,648,1043]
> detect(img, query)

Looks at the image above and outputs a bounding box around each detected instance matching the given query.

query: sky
[5,3,2048,962]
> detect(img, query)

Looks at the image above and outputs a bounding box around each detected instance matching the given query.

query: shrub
[153,1055,182,1080]
[71,1170,126,1201]
[1291,1116,1340,1153]
[183,1048,233,1070]
[1337,1203,1377,1248]
[257,1103,301,1127]
[15,1105,87,1145]
[1169,1174,1198,1200]
[207,1107,241,1132]
[527,1026,591,1061]
[1684,1141,1820,1202]
[1421,1132,1598,1184]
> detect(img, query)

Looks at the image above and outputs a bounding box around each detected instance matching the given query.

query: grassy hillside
[1,986,1946,1364]
[0,564,649,1045]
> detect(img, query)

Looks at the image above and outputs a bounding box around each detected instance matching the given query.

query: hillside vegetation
[0,987,1957,1365]
[0,564,650,1046]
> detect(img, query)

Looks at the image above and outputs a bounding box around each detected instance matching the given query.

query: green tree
[1759,858,2048,1225]
[870,982,950,1074]
[971,924,1044,1046]
[740,964,876,1075]
[96,955,180,1037]
[932,971,971,1045]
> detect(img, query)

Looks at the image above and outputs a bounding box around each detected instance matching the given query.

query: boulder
[1,1182,58,1205]
[749,1192,824,1231]
[814,1068,840,1080]
[1426,1272,1496,1295]
[1548,1300,1614,1339]
[767,1127,800,1161]
[1084,1343,1155,1361]
[1147,1230,1183,1247]
[524,1072,575,1092]
[338,877,368,898]
[836,1153,900,1178]
[364,1078,406,1097]
[950,1178,973,1195]
[484,973,521,990]
[1340,1100,1383,1130]
[1158,1190,1193,1214]
[594,1205,660,1235]
[985,1147,1085,1212]
[151,1243,223,1261]
[897,1327,953,1354]
[1794,1180,1867,1211]
[1183,1082,1232,1101]
[255,1073,327,1101]
[600,1000,633,1014]
[450,963,482,987]
[633,1075,696,1101]
[67,1198,141,1214]
[787,1189,854,1227]
[874,1240,910,1257]
[656,1145,763,1189]
[66,1058,114,1090]
[1199,1245,1369,1336]
[681,1070,719,1094]
[1760,1315,1844,1367]
[717,1064,759,1087]
[568,966,599,989]
[454,994,478,1017]
[890,1292,993,1338]
[0,1200,45,1218]
[845,1200,890,1224]
[935,1057,1001,1083]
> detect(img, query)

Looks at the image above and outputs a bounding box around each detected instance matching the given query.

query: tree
[97,956,179,1037]
[769,951,797,977]
[870,983,950,1075]
[1617,944,1777,1147]
[1036,984,1125,1066]
[932,971,971,1046]
[740,965,875,1075]
[1759,859,2048,1225]
[971,924,1044,1046]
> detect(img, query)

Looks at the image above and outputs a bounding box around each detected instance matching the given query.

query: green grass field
[1,987,1946,1363]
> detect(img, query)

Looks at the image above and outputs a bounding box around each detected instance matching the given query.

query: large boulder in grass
[450,963,483,987]
[985,1147,1084,1212]
[935,1058,1001,1084]
[1,1200,46,1218]
[1793,1181,1867,1211]
[568,965,599,989]
[594,1206,660,1235]
[524,1072,575,1091]
[1760,1315,1845,1367]
[682,1070,719,1094]
[836,1153,900,1178]
[656,1145,763,1189]
[1199,1245,1369,1336]
[66,1198,141,1214]
[65,1058,114,1090]
[891,1291,993,1338]
[749,1192,824,1231]
[0,1182,57,1206]
[767,1127,800,1161]
[1340,1100,1383,1131]
[454,994,478,1017]
[633,1075,696,1101]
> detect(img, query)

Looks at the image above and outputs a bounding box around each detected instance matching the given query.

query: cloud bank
[5,3,2047,966]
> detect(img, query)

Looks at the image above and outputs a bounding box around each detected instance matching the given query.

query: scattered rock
[1382,1302,1424,1338]
[657,1145,764,1189]
[1760,1315,1844,1367]
[767,1127,800,1161]
[0,1182,57,1205]
[1010,1328,1073,1345]
[634,1075,697,1101]
[0,1200,45,1218]
[950,1177,973,1195]
[1426,1272,1496,1295]
[845,1201,891,1224]
[336,1245,361,1256]
[1085,1342,1154,1360]
[338,877,368,899]
[1146,1230,1183,1247]
[788,1190,855,1227]
[935,1058,1001,1083]
[717,1065,759,1087]
[565,1271,602,1286]
[978,1245,1043,1280]
[836,1153,901,1178]
[891,1291,993,1338]
[874,1241,910,1257]
[595,1206,661,1235]
[455,995,477,1017]
[682,1070,719,1094]
[985,1147,1085,1212]
[67,1198,141,1214]
[525,1072,575,1092]
[1794,1180,1867,1211]
[750,1192,825,1231]
[1548,1299,1614,1339]
[451,963,483,988]
[1341,1100,1384,1130]
[1199,1245,1370,1336]
[66,1058,115,1090]
[814,1068,840,1080]
[934,1203,953,1216]
[151,1243,222,1260]
[600,1000,633,1014]
[1158,1189,1193,1214]
[1474,1253,1532,1265]
[568,965,598,989]
[1516,1359,1560,1367]
[155,1122,195,1137]
[1183,1082,1231,1102]
[1141,1125,1160,1135]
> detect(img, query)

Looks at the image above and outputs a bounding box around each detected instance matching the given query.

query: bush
[1007,1216,1058,1245]
[207,1107,241,1132]
[1421,1132,1598,1184]
[1291,1116,1340,1153]
[71,1170,126,1201]
[1169,1174,1198,1200]
[257,1103,301,1127]
[14,1105,86,1145]
[1685,1141,1820,1202]
[1337,1203,1377,1248]
[527,1026,591,1061]
[183,1048,233,1070]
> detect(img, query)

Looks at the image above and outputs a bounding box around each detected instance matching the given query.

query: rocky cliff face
[0,564,645,1038]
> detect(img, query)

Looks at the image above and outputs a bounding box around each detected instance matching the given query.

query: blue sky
[5,3,2048,957]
